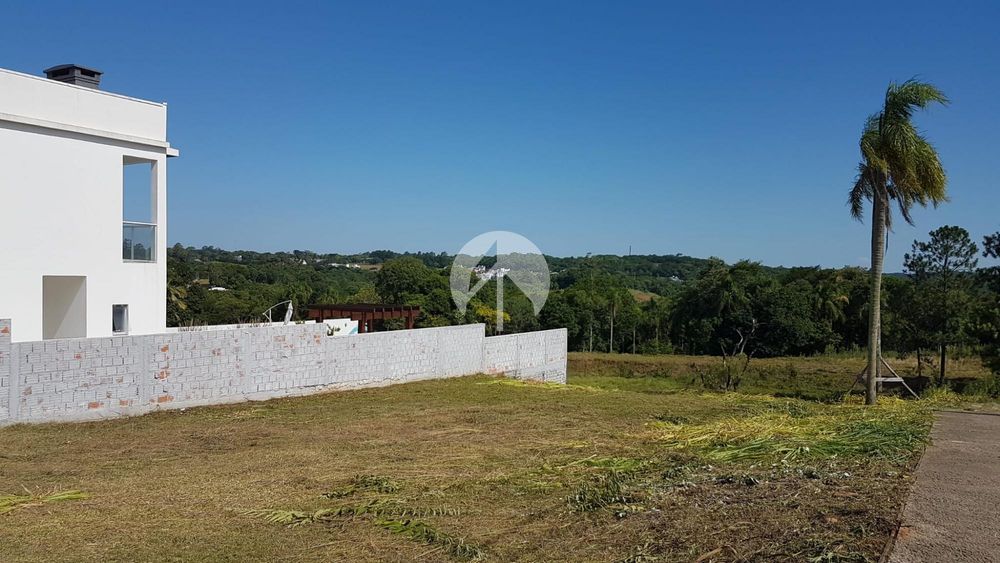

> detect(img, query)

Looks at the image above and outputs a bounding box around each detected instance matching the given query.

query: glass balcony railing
[123,222,156,262]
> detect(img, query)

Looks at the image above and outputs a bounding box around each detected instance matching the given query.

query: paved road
[890,411,1000,563]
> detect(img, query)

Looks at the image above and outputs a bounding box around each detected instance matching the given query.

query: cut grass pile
[0,490,88,515]
[650,395,931,463]
[0,356,955,562]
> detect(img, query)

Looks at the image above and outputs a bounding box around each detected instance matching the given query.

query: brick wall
[0,320,567,425]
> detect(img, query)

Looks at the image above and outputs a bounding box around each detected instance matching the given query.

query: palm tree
[167,283,189,323]
[849,80,948,404]
[813,274,849,325]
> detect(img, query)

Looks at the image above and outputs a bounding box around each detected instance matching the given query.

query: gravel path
[890,410,1000,563]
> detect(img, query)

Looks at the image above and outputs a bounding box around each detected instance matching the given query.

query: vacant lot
[570,352,994,400]
[0,356,945,562]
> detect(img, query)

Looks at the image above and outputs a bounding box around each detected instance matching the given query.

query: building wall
[0,69,170,342]
[0,320,568,425]
[0,68,167,142]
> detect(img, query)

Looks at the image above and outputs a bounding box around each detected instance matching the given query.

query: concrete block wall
[147,324,330,408]
[483,329,568,383]
[0,320,566,425]
[322,324,485,389]
[14,335,147,422]
[0,319,10,421]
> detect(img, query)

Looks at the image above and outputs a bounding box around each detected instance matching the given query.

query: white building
[0,64,178,342]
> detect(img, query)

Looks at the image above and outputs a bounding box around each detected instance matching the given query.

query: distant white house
[0,64,179,342]
[472,265,510,280]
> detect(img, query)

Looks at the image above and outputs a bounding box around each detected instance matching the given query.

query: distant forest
[167,226,1000,381]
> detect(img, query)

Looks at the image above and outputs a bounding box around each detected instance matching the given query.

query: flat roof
[0,67,164,107]
[0,66,175,154]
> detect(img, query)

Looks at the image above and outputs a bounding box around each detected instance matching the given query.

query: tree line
[166,224,999,384]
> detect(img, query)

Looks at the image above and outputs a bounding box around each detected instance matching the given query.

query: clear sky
[5,1,998,270]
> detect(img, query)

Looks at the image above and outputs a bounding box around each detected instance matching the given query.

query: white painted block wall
[0,319,10,421]
[0,320,567,425]
[482,330,568,383]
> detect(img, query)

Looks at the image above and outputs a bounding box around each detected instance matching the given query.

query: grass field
[570,351,995,400]
[1,352,989,562]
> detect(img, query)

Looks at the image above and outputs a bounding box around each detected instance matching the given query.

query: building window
[123,223,156,261]
[123,157,156,262]
[112,304,129,334]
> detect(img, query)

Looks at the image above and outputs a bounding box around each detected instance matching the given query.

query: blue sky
[5,1,999,269]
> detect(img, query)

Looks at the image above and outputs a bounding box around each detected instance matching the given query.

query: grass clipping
[246,474,483,560]
[650,396,931,464]
[377,518,485,561]
[0,490,89,515]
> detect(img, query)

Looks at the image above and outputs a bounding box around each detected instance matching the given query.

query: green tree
[848,80,948,404]
[640,296,673,354]
[561,285,603,352]
[347,284,379,304]
[978,232,1000,375]
[669,260,773,356]
[904,226,979,385]
[883,278,935,375]
[375,257,433,304]
[757,280,840,356]
[166,283,189,323]
[812,273,850,326]
[538,291,580,344]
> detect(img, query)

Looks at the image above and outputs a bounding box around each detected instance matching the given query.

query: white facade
[0,66,178,342]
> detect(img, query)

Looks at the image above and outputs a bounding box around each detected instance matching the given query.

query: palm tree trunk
[865,196,886,405]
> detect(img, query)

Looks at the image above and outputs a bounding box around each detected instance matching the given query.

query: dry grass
[570,352,993,400]
[0,362,941,562]
[0,490,89,515]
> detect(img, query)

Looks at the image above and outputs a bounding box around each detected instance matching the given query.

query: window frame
[122,156,158,264]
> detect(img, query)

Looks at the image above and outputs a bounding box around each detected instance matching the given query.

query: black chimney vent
[43,64,103,89]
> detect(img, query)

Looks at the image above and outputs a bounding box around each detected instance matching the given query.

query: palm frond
[858,115,886,171]
[849,79,948,225]
[376,518,486,561]
[849,164,875,221]
[912,140,947,204]
[895,191,915,226]
[243,508,339,526]
[883,79,948,124]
